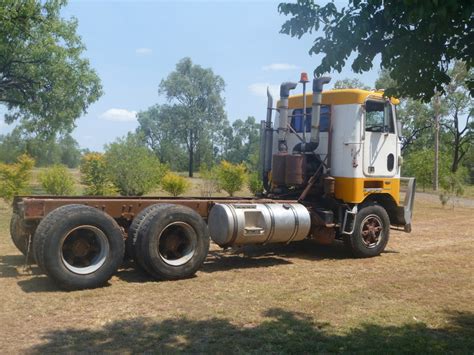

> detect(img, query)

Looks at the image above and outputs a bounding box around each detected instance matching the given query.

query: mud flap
[401,177,416,232]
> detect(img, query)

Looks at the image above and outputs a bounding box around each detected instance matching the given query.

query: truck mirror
[397,120,403,138]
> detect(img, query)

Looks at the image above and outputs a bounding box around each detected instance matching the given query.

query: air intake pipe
[278,82,298,152]
[308,76,331,151]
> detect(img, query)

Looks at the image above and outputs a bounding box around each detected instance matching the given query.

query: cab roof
[287,89,400,109]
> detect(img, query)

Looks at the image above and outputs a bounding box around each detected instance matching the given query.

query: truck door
[363,99,398,177]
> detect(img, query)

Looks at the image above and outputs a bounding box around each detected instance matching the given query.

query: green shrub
[440,171,465,208]
[0,154,35,202]
[439,191,449,207]
[216,161,246,197]
[105,134,168,196]
[80,153,116,196]
[161,172,190,197]
[402,149,450,191]
[199,164,220,197]
[39,165,75,195]
[248,172,264,196]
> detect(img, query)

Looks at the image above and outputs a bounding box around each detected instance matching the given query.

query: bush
[0,154,35,202]
[216,161,246,197]
[439,191,449,207]
[248,172,264,196]
[440,171,465,208]
[199,164,220,197]
[80,153,116,196]
[161,172,190,197]
[39,165,75,195]
[105,134,168,196]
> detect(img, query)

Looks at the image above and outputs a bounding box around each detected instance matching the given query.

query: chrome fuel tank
[208,203,311,247]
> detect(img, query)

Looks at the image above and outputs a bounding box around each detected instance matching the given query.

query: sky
[1,0,381,151]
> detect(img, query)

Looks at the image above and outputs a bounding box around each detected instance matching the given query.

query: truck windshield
[365,100,394,133]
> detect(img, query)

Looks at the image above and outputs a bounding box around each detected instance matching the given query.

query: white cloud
[262,63,299,71]
[135,47,152,56]
[248,83,280,98]
[100,108,137,122]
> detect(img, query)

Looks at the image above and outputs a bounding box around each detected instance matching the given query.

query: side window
[365,100,394,133]
[291,109,308,132]
[291,106,331,133]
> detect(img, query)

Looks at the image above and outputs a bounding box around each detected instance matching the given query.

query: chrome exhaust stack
[277,82,298,153]
[260,88,274,190]
[264,88,274,176]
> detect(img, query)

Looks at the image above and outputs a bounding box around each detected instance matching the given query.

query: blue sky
[2,0,381,151]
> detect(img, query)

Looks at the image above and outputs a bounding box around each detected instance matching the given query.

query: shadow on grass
[0,254,43,278]
[206,240,353,264]
[202,252,293,273]
[219,239,400,261]
[11,239,397,291]
[28,308,474,353]
[17,276,65,293]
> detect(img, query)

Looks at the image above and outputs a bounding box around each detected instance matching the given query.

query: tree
[159,58,227,177]
[222,116,260,169]
[136,104,189,171]
[402,149,451,192]
[0,129,82,167]
[216,161,247,197]
[57,134,82,168]
[279,0,473,102]
[161,172,190,197]
[0,154,34,202]
[442,62,473,173]
[39,165,75,195]
[104,133,167,196]
[0,129,24,163]
[0,0,102,137]
[333,78,370,90]
[80,152,116,196]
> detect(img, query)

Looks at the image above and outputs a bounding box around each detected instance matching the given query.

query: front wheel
[345,204,390,258]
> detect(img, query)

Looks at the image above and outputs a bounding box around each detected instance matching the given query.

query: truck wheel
[33,204,124,290]
[125,204,174,263]
[346,203,390,258]
[135,204,210,280]
[10,213,33,260]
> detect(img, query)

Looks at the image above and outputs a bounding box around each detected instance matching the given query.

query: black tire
[10,213,33,260]
[345,203,390,258]
[33,204,125,290]
[135,204,210,280]
[125,204,174,262]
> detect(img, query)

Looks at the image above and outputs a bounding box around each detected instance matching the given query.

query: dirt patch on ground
[0,196,473,353]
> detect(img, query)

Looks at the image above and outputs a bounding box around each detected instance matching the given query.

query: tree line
[0,0,472,193]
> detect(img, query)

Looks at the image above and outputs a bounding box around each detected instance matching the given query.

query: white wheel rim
[61,225,110,275]
[157,222,197,266]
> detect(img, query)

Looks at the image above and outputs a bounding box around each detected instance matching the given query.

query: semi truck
[9,73,415,290]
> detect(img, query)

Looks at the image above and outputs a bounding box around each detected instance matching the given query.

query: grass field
[0,194,473,353]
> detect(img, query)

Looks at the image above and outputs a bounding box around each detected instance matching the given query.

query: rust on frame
[15,196,294,222]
